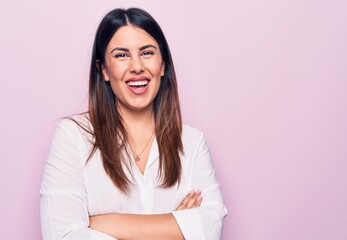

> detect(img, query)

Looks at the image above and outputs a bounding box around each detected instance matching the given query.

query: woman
[40,8,227,240]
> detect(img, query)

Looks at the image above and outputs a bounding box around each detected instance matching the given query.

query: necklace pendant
[135,155,140,161]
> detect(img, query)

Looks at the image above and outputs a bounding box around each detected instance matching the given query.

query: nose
[129,55,144,74]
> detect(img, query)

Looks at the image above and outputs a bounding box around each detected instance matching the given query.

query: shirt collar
[145,137,159,169]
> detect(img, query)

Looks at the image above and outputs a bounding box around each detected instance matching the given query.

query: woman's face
[101,25,165,113]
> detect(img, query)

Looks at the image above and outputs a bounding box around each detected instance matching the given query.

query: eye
[141,50,156,58]
[114,53,129,59]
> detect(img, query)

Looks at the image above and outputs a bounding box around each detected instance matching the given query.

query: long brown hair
[86,8,182,193]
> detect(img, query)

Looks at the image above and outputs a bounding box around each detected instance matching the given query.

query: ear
[161,62,165,77]
[97,60,110,81]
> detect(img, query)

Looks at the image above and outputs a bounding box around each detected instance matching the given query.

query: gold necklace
[130,132,155,161]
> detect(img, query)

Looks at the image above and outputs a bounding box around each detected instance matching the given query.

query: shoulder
[48,113,94,163]
[182,124,204,140]
[181,124,207,151]
[180,124,213,169]
[54,113,93,146]
[57,113,92,134]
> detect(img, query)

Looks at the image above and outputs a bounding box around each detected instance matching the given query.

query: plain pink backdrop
[1,0,346,239]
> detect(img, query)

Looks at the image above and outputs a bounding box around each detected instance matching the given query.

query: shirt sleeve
[40,119,117,240]
[172,130,228,240]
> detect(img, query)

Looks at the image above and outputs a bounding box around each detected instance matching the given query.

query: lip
[126,76,150,83]
[125,76,150,95]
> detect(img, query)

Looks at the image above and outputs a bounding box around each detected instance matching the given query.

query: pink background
[1,0,346,239]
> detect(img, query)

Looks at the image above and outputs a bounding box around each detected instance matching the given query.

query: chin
[128,103,153,112]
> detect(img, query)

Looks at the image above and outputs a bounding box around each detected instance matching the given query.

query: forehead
[107,25,158,50]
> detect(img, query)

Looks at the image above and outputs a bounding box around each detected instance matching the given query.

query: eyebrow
[110,47,129,53]
[140,44,157,51]
[110,44,157,54]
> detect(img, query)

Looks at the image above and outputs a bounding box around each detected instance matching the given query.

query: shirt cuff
[91,230,118,240]
[172,209,206,240]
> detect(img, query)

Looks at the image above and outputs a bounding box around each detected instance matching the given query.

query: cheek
[146,60,164,76]
[107,62,128,81]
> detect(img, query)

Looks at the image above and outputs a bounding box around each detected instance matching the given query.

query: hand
[176,190,202,210]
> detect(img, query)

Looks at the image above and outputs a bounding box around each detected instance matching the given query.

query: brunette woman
[40,8,227,240]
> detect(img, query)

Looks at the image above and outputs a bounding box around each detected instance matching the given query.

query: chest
[83,151,189,216]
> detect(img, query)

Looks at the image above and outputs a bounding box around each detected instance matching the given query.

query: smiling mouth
[126,80,149,87]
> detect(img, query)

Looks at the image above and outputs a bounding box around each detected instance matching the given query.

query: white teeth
[127,80,149,87]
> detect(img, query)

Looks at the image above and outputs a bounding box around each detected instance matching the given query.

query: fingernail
[197,195,203,201]
[196,190,201,195]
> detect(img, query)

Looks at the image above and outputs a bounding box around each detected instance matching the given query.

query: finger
[188,191,203,208]
[184,191,201,209]
[192,194,203,207]
[176,191,195,210]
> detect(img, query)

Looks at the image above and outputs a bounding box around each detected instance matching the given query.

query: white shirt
[40,115,227,240]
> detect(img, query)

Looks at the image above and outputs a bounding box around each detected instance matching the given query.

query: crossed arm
[41,120,227,240]
[89,190,203,240]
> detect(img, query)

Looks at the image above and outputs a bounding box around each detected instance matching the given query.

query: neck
[118,104,155,134]
[118,104,156,163]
